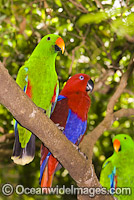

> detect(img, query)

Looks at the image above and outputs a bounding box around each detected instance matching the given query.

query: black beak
[55,44,62,52]
[118,146,121,152]
[86,79,94,92]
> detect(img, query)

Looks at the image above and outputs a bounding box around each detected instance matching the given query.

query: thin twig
[106,55,134,114]
[68,0,89,13]
[94,0,104,10]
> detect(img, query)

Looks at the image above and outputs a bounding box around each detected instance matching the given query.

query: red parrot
[39,73,94,190]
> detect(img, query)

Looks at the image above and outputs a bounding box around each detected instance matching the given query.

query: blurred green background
[0,0,134,199]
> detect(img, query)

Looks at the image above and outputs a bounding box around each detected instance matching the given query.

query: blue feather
[57,95,66,101]
[108,166,116,193]
[24,67,28,72]
[23,85,26,92]
[14,121,18,136]
[64,109,87,144]
[103,161,110,168]
[39,152,51,184]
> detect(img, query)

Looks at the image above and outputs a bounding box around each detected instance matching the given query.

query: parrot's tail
[41,164,54,194]
[39,144,59,193]
[11,130,35,165]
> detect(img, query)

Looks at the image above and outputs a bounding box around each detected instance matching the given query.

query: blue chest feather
[64,109,87,144]
[57,95,66,101]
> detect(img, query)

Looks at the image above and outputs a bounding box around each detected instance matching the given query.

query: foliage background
[0,0,134,199]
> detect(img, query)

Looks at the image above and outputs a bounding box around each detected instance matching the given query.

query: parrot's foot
[78,148,88,160]
[55,123,64,131]
[72,144,88,160]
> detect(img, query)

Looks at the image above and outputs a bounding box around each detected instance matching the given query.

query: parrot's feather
[40,145,58,189]
[12,34,65,165]
[48,154,58,176]
[64,109,87,144]
[100,134,134,200]
[40,74,93,190]
[11,128,35,165]
[55,163,62,173]
[108,166,117,192]
[51,80,59,114]
[41,164,54,194]
[40,150,51,184]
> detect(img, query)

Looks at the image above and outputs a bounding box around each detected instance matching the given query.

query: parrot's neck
[67,92,91,121]
[27,54,57,73]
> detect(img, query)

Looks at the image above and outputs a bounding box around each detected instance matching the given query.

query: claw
[78,148,88,160]
[55,123,64,131]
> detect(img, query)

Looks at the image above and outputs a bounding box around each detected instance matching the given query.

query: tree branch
[93,69,114,92]
[79,55,134,159]
[79,108,134,159]
[1,61,133,200]
[106,55,134,114]
[0,132,14,143]
[68,0,88,13]
[0,61,88,185]
[94,0,104,10]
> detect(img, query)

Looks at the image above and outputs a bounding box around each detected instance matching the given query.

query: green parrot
[11,34,65,165]
[100,134,134,200]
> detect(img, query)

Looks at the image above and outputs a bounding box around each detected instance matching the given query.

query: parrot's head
[113,134,134,154]
[38,34,65,56]
[60,73,94,96]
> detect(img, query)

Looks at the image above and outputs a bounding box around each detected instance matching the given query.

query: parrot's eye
[124,137,126,139]
[47,37,51,40]
[79,75,84,80]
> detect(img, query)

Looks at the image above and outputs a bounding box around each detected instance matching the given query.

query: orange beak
[55,37,65,54]
[113,139,120,153]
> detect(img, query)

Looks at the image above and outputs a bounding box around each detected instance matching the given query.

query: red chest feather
[68,92,91,121]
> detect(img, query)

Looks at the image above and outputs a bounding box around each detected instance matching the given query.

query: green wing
[12,34,64,165]
[100,157,114,189]
[14,66,32,148]
[16,65,28,89]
